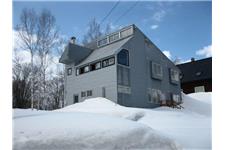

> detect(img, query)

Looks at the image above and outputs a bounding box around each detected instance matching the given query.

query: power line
[100,0,120,25]
[113,0,139,24]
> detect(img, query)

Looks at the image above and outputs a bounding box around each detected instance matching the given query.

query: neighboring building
[59,24,181,108]
[177,57,212,94]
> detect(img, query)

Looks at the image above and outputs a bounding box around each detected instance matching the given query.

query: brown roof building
[177,57,212,94]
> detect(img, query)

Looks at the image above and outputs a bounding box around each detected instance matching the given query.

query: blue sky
[13,1,212,62]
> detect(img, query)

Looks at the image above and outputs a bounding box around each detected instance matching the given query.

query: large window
[151,62,163,80]
[117,49,129,66]
[117,65,130,86]
[67,68,72,76]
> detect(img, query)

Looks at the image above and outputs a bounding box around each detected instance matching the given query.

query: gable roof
[59,43,93,65]
[77,36,133,66]
[176,57,212,83]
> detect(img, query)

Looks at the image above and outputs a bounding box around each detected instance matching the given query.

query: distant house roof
[176,57,212,83]
[77,36,133,66]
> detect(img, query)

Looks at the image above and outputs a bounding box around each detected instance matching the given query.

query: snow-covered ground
[13,92,211,150]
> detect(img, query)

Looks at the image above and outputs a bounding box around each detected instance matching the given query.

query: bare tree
[82,18,102,46]
[36,9,59,110]
[15,8,62,110]
[15,8,38,110]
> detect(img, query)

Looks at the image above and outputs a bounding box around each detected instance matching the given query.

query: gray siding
[62,25,181,108]
[64,63,117,106]
[117,27,181,108]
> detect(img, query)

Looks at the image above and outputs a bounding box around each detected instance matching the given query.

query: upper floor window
[117,49,129,66]
[109,33,119,42]
[102,57,115,68]
[170,69,179,83]
[151,62,163,80]
[120,27,133,38]
[67,68,72,76]
[84,66,89,73]
[108,57,115,65]
[97,38,108,47]
[76,68,80,75]
[90,62,101,71]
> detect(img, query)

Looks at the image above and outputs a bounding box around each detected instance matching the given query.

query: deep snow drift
[13,92,211,150]
[13,112,179,150]
[57,97,145,121]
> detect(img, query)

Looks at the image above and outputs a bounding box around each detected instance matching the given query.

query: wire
[100,0,120,25]
[113,0,139,24]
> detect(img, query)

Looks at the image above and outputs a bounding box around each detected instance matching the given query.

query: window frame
[84,65,89,73]
[102,57,115,68]
[151,61,163,80]
[87,90,93,97]
[81,91,86,97]
[170,68,179,84]
[117,49,129,66]
[73,94,79,103]
[67,68,72,76]
[90,61,101,71]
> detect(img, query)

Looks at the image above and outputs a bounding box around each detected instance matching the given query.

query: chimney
[70,36,76,44]
[191,57,195,62]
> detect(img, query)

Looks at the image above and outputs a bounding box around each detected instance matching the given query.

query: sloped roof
[77,36,133,66]
[176,57,212,83]
[59,43,93,65]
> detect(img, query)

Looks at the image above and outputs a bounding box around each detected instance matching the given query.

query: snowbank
[139,92,212,149]
[13,111,180,150]
[182,93,211,116]
[188,92,211,104]
[13,109,47,119]
[57,97,145,121]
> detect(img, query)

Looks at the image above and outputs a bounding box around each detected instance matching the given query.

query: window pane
[170,69,179,82]
[81,91,86,97]
[67,68,72,76]
[76,69,80,75]
[108,57,115,65]
[87,90,92,96]
[98,38,108,46]
[118,49,129,66]
[95,62,101,69]
[84,66,89,72]
[120,27,133,38]
[102,59,109,67]
[80,67,84,74]
[109,33,119,42]
[151,62,162,79]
